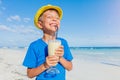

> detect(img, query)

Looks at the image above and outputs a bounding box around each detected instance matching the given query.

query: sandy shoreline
[0,48,120,80]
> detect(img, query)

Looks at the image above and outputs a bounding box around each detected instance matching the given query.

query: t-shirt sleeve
[62,39,73,61]
[23,44,37,68]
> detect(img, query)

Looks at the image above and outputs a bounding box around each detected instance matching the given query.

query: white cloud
[0,24,42,47]
[0,24,15,32]
[0,24,40,35]
[1,6,6,10]
[23,18,31,23]
[14,25,37,34]
[7,15,21,22]
[7,15,31,23]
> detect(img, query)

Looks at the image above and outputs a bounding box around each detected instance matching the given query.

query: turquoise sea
[70,47,120,67]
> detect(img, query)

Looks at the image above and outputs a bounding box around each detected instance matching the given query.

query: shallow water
[70,47,120,66]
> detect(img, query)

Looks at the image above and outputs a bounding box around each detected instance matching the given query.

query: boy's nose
[52,17,57,21]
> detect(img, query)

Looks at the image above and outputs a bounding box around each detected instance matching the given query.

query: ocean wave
[0,46,28,49]
[70,47,120,50]
[101,62,120,67]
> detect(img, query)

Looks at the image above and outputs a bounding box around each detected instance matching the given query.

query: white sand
[0,48,120,80]
[67,59,120,80]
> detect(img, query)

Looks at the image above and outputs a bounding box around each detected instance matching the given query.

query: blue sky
[0,0,120,47]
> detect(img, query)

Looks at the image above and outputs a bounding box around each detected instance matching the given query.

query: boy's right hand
[45,55,59,67]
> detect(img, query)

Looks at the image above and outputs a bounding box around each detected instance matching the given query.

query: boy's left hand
[55,45,64,57]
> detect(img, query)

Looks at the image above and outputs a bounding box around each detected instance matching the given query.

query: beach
[0,48,120,80]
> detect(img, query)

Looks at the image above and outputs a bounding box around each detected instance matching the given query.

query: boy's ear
[37,21,43,29]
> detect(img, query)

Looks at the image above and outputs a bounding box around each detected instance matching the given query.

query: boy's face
[38,10,60,34]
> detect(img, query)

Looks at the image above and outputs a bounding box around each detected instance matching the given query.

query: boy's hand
[55,45,64,57]
[45,46,64,68]
[45,55,59,67]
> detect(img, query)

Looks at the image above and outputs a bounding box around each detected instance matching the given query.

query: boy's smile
[49,23,58,30]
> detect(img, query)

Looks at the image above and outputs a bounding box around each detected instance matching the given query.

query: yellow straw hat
[34,4,63,29]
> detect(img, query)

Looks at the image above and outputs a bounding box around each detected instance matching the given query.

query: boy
[23,4,73,80]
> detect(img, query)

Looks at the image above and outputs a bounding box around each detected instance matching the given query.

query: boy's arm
[27,62,49,78]
[59,57,73,71]
[27,55,59,78]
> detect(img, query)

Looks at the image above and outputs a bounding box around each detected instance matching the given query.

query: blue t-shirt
[23,38,73,80]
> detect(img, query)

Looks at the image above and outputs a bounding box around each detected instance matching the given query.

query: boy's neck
[42,33,56,43]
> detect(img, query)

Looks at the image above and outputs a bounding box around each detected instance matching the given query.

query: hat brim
[34,5,63,29]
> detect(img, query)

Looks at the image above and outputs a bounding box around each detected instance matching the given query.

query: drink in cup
[48,40,61,56]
